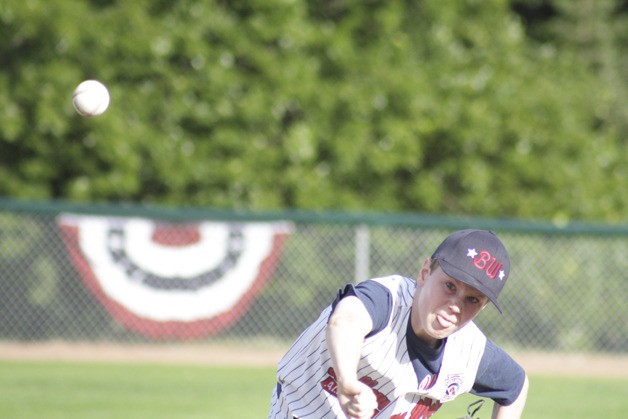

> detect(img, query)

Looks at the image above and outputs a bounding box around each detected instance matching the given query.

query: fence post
[354,224,370,284]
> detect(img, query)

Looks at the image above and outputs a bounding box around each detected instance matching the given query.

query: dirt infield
[0,342,284,367]
[0,342,626,378]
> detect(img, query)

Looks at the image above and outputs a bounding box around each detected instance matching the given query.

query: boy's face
[411,258,489,346]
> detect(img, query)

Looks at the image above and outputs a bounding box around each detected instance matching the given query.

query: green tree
[0,0,625,222]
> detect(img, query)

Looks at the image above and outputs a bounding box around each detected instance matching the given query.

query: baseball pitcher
[269,229,528,419]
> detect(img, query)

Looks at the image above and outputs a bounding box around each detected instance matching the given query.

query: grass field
[1,361,626,418]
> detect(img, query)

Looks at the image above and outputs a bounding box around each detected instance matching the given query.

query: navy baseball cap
[431,229,510,313]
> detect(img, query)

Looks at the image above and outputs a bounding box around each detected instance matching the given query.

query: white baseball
[72,80,110,116]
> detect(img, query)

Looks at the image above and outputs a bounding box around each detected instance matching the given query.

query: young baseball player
[269,229,528,419]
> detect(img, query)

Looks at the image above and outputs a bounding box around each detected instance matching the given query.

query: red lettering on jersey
[359,375,378,387]
[321,368,338,396]
[358,376,390,413]
[321,376,338,395]
[409,398,442,419]
[320,367,392,416]
[390,398,442,419]
[418,373,438,391]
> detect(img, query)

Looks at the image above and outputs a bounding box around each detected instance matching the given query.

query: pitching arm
[326,295,377,419]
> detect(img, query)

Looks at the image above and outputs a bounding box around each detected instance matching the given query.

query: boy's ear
[417,258,432,286]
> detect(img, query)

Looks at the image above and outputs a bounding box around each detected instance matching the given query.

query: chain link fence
[0,199,626,354]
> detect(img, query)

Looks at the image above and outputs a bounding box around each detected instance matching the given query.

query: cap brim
[437,259,503,314]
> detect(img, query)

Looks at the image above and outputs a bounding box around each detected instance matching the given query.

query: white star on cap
[499,270,506,280]
[467,248,478,258]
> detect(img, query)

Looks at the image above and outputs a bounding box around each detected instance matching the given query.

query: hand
[337,379,378,419]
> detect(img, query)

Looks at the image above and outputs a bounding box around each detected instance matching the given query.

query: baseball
[72,80,110,116]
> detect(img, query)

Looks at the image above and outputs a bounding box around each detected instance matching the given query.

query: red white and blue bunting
[58,214,291,339]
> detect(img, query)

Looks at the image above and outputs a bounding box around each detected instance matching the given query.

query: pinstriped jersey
[272,275,488,419]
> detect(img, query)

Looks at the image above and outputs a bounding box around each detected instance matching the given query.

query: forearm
[326,315,365,384]
[326,296,371,384]
[325,296,377,419]
[491,375,529,419]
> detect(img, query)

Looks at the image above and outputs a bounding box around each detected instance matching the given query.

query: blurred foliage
[0,0,626,222]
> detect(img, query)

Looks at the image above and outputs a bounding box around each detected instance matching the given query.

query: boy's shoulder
[364,275,416,306]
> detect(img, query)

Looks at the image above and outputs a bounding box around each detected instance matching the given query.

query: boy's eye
[445,282,455,291]
[467,296,480,305]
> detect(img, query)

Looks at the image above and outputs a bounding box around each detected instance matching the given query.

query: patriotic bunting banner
[58,214,291,339]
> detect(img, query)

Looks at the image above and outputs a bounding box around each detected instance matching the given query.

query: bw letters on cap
[431,229,511,313]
